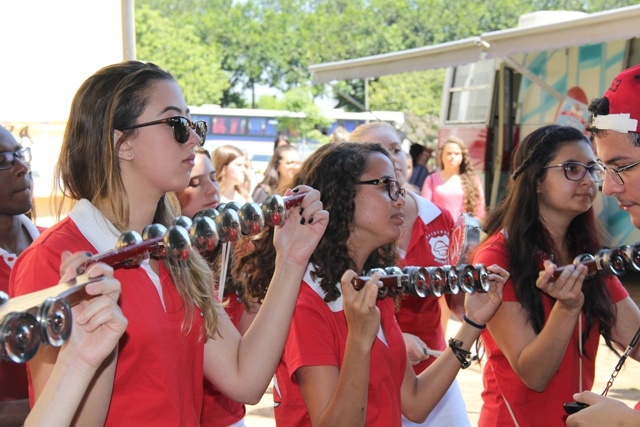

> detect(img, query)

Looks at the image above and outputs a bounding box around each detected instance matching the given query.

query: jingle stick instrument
[550,244,640,280]
[0,193,308,363]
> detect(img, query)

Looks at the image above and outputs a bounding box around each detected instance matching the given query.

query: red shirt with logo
[397,195,454,373]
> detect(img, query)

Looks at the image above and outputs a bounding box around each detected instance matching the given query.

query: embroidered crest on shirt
[427,232,449,264]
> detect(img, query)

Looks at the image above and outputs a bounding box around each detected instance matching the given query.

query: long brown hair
[54,61,218,338]
[437,136,482,214]
[213,144,250,201]
[483,124,616,354]
[252,144,299,199]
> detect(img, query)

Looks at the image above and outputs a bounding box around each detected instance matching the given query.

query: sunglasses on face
[0,147,31,170]
[123,116,208,146]
[543,161,605,183]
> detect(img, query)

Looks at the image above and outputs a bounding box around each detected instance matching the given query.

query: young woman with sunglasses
[10,61,328,426]
[349,122,471,427]
[471,125,640,426]
[235,142,506,426]
[177,146,255,427]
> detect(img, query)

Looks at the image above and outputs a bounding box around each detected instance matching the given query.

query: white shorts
[401,379,471,427]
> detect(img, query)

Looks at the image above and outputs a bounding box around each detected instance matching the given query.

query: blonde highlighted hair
[54,60,219,339]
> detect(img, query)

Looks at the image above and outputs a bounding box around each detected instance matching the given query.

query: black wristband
[448,338,472,369]
[463,314,486,330]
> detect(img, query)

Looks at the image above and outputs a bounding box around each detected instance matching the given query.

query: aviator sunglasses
[123,116,208,146]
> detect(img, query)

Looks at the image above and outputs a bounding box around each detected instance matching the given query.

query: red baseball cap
[591,64,640,133]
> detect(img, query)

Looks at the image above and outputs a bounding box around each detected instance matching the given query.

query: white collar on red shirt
[411,192,441,225]
[0,214,41,256]
[68,199,121,253]
[68,199,166,308]
[0,214,41,268]
[303,263,344,313]
[303,263,389,345]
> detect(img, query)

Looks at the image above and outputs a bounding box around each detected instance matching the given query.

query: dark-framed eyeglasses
[357,178,406,201]
[543,161,605,183]
[597,159,640,186]
[122,116,208,146]
[0,147,31,170]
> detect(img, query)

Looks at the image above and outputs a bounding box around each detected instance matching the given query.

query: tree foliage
[135,5,228,105]
[276,87,332,144]
[135,0,640,122]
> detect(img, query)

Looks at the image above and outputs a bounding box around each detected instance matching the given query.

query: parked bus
[189,105,404,174]
[309,6,640,245]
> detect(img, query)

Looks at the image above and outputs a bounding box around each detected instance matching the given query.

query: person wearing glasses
[234,142,507,426]
[565,65,640,427]
[470,124,640,426]
[9,60,329,426]
[0,124,43,426]
[349,122,471,427]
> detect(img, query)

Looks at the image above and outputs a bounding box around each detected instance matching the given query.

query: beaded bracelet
[448,338,477,369]
[463,314,486,330]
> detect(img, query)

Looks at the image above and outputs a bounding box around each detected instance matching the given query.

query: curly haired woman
[421,136,485,221]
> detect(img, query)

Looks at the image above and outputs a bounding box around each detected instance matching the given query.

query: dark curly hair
[484,124,616,355]
[234,142,398,303]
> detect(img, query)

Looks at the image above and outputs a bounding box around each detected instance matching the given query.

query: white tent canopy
[309,5,640,83]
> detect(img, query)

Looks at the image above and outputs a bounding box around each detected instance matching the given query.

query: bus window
[248,117,265,135]
[228,117,240,134]
[212,116,227,134]
[265,119,278,136]
[446,59,495,124]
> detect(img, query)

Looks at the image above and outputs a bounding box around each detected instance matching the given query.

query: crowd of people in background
[3,61,640,427]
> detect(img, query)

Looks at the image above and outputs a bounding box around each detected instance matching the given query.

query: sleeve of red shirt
[472,233,519,301]
[10,222,97,297]
[606,275,629,302]
[282,288,341,381]
[10,238,65,297]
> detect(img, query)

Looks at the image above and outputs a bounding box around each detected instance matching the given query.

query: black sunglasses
[123,116,208,146]
[357,178,406,201]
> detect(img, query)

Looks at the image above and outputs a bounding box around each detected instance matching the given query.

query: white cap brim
[591,113,638,133]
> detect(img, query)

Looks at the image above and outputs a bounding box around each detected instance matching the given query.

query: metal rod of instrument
[0,193,307,363]
[352,264,490,298]
[76,192,306,275]
[550,243,640,280]
[0,275,107,363]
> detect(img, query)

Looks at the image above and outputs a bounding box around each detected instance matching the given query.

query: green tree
[134,0,640,116]
[367,69,445,116]
[135,5,228,105]
[276,87,332,144]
